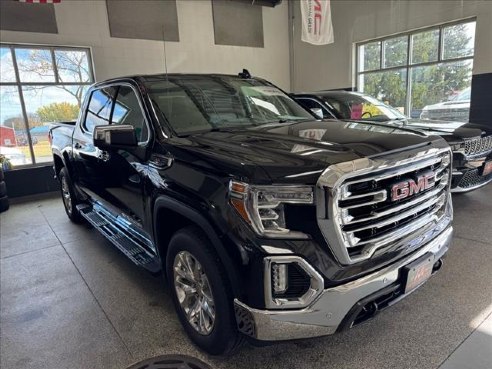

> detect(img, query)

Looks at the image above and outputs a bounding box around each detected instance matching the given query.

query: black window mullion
[10,46,36,165]
[405,34,412,115]
[50,47,60,84]
[380,41,384,69]
[438,25,443,62]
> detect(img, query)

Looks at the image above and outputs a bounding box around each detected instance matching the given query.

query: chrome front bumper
[234,226,453,341]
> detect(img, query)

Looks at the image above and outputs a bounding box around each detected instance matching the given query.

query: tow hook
[432,258,443,273]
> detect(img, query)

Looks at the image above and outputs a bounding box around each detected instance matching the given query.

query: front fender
[152,196,245,297]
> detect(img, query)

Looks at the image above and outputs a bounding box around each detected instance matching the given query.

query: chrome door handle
[149,154,173,170]
[98,151,110,162]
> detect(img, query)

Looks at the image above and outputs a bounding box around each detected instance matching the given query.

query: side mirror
[93,125,137,150]
[310,108,324,119]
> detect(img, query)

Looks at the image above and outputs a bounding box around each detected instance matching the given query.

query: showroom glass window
[357,19,476,121]
[0,44,94,167]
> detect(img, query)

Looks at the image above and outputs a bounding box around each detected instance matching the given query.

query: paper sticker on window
[351,103,363,119]
[247,86,285,96]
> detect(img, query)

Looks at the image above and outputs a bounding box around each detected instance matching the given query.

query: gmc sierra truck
[49,72,453,355]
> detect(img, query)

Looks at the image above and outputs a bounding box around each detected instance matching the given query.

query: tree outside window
[357,20,475,120]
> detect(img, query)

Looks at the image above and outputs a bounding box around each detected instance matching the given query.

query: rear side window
[83,87,117,134]
[297,98,333,119]
[112,86,149,142]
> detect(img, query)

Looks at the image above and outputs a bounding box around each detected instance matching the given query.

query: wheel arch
[153,196,242,297]
[53,153,64,176]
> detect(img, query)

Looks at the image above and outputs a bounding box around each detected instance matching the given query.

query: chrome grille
[464,136,492,156]
[316,145,452,265]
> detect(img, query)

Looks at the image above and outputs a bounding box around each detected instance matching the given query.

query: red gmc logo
[391,173,436,201]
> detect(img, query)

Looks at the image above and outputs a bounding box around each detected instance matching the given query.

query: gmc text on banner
[300,0,334,45]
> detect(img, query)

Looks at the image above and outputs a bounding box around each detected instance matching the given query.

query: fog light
[272,263,288,294]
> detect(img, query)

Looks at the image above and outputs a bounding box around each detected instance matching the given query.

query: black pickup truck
[293,90,492,192]
[50,73,454,355]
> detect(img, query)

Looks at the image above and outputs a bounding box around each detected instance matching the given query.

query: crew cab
[50,72,453,355]
[293,90,492,192]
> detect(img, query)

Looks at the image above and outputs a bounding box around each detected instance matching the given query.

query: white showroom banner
[300,0,334,45]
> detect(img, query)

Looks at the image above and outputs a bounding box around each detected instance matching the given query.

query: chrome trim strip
[235,226,453,341]
[341,189,387,201]
[342,184,446,226]
[339,156,443,188]
[346,193,445,235]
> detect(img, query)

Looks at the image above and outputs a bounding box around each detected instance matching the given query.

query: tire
[59,167,82,223]
[0,195,9,213]
[166,226,244,355]
[0,181,6,197]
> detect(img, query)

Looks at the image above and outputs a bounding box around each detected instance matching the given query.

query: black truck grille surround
[317,147,452,265]
[463,136,492,157]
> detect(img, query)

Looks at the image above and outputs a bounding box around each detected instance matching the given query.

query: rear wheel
[166,226,244,355]
[59,167,82,223]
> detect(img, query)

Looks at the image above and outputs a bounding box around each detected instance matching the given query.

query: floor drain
[127,354,213,369]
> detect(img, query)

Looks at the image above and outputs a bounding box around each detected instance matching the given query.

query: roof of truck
[90,71,266,87]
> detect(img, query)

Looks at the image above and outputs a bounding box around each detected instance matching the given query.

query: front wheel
[166,226,244,355]
[59,167,82,223]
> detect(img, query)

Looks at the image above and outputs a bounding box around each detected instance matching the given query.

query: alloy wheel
[173,251,216,335]
[61,176,72,215]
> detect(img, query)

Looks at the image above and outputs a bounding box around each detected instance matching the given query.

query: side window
[84,87,117,134]
[112,86,149,142]
[297,98,331,119]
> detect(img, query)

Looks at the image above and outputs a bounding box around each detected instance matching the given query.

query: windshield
[146,76,313,135]
[320,93,406,122]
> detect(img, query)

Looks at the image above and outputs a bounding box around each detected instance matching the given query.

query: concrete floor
[1,186,491,369]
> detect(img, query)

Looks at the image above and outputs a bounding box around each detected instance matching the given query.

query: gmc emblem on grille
[391,173,436,201]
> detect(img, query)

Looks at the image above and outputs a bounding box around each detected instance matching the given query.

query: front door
[102,84,151,225]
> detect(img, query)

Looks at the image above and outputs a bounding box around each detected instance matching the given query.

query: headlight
[420,110,429,119]
[229,181,313,239]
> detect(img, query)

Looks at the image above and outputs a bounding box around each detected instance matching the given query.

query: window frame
[82,87,117,134]
[81,81,151,146]
[355,18,476,115]
[111,83,151,145]
[0,42,95,168]
[296,97,337,119]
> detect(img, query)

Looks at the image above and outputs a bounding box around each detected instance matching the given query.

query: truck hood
[384,118,491,143]
[173,119,441,184]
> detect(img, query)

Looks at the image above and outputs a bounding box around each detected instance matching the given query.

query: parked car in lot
[0,146,28,167]
[420,87,471,122]
[50,73,453,355]
[293,90,492,192]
